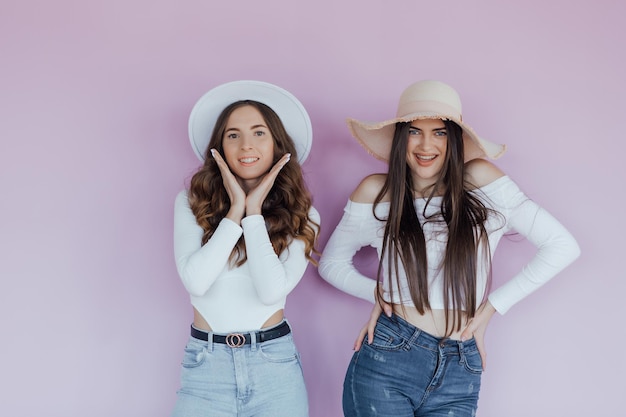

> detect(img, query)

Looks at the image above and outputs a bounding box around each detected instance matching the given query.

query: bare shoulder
[350,174,388,203]
[464,158,505,188]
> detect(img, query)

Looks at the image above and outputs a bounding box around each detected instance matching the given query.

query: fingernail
[286,153,291,161]
[210,149,216,158]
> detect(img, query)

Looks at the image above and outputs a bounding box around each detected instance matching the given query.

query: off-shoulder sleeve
[486,177,581,314]
[243,207,320,305]
[318,201,381,303]
[173,190,242,297]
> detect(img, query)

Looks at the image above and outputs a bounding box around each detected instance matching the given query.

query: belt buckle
[225,333,246,348]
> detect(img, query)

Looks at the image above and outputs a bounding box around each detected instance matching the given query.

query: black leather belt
[190,321,291,348]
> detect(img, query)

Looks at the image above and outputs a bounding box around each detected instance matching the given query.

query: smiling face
[221,105,275,191]
[405,118,448,192]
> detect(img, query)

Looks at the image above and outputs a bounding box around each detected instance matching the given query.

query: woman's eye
[409,128,420,135]
[435,131,447,136]
[254,130,266,137]
[226,133,238,139]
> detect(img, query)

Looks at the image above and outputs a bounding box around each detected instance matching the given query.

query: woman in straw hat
[171,80,319,417]
[319,80,580,416]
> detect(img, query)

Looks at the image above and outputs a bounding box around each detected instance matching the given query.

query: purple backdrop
[1,0,623,415]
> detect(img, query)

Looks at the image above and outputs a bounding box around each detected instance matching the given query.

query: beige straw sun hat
[347,80,506,162]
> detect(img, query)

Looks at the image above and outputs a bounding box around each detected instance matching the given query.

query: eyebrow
[409,125,446,131]
[225,124,268,132]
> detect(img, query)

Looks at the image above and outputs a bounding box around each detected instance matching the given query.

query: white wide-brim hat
[188,80,313,163]
[347,80,506,162]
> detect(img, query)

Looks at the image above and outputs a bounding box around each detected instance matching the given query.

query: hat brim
[188,80,313,163]
[347,113,506,162]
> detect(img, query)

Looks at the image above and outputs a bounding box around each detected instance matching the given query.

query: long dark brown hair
[374,119,494,336]
[187,100,319,266]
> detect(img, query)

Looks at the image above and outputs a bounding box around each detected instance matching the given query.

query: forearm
[489,201,581,314]
[174,191,243,296]
[243,215,308,304]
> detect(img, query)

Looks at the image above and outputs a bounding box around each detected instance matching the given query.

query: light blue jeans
[171,321,308,417]
[343,314,483,417]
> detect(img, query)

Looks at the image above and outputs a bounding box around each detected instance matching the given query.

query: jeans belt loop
[250,330,258,351]
[458,340,466,364]
[207,330,214,352]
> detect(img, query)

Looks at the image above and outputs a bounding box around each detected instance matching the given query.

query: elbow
[318,260,328,280]
[187,287,207,298]
[542,234,582,272]
[257,289,285,306]
[178,265,211,297]
[253,272,289,305]
[181,278,209,297]
[318,255,332,281]
[562,233,582,265]
[318,257,346,287]
[251,260,293,304]
[569,239,582,264]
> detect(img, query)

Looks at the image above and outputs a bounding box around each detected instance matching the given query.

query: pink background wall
[1,0,623,415]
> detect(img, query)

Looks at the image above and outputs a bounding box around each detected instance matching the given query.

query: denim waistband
[378,313,477,355]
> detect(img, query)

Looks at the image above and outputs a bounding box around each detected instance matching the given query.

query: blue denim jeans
[171,321,308,417]
[343,314,483,417]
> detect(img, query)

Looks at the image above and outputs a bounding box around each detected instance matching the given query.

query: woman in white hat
[171,81,319,416]
[319,80,580,416]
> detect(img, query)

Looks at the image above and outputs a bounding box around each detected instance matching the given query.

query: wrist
[245,205,262,216]
[480,301,497,318]
[226,206,244,224]
[484,300,496,312]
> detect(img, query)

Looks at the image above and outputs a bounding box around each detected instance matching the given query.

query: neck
[238,177,261,193]
[412,181,443,198]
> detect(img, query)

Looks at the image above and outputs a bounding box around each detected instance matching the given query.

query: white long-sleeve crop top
[318,176,580,315]
[174,190,320,333]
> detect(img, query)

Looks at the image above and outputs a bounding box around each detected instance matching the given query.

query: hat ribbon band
[396,100,462,121]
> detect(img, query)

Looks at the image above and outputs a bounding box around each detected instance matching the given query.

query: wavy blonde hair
[188,100,319,266]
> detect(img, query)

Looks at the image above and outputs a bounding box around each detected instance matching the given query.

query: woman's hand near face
[211,149,246,223]
[211,150,290,221]
[244,153,291,216]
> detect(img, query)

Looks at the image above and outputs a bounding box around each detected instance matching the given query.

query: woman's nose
[240,134,253,149]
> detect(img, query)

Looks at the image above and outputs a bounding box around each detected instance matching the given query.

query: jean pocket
[181,340,207,368]
[368,322,406,351]
[259,336,299,363]
[462,349,483,374]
